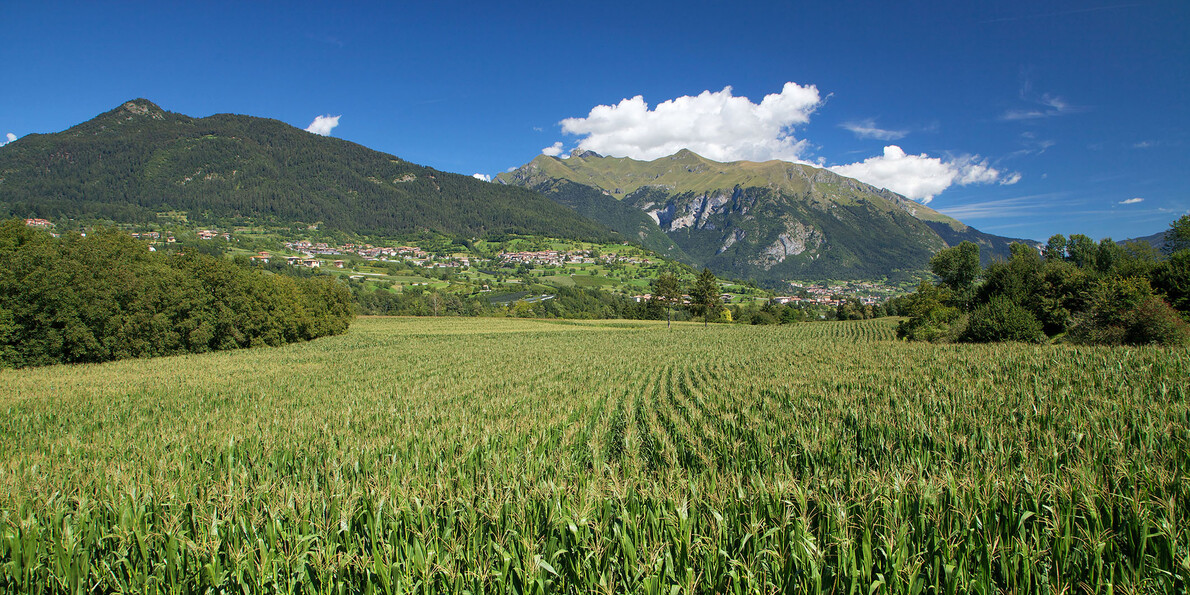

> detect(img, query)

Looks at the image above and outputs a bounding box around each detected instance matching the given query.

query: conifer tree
[690,268,722,328]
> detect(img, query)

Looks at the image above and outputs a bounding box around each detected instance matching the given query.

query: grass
[539,275,576,287]
[1,317,1187,593]
[570,274,616,288]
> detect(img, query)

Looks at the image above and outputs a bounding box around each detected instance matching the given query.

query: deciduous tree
[651,273,682,329]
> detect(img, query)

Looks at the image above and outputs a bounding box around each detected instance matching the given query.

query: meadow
[1,316,1187,593]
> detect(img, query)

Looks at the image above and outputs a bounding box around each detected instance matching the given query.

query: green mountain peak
[0,100,618,241]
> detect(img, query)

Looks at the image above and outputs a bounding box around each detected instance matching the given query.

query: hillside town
[82,222,900,306]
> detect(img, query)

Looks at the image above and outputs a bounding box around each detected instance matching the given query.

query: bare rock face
[752,222,822,270]
[648,192,733,231]
[122,101,165,120]
[718,229,746,254]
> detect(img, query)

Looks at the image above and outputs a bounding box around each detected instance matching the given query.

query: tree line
[0,219,354,368]
[892,216,1190,345]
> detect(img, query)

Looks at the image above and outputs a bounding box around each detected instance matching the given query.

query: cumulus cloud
[0,132,15,147]
[305,114,341,136]
[546,82,1021,202]
[1119,197,1144,205]
[840,119,907,141]
[557,83,822,163]
[472,173,491,182]
[829,145,1016,203]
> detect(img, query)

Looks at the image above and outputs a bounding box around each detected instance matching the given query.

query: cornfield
[1,316,1187,593]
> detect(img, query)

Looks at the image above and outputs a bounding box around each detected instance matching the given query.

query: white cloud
[472,173,491,182]
[1119,197,1144,205]
[840,119,907,141]
[305,114,341,136]
[1001,92,1081,121]
[546,83,1020,202]
[0,132,15,147]
[936,193,1064,220]
[557,82,822,163]
[829,145,1013,203]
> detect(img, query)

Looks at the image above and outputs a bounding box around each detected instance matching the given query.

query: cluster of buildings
[130,231,176,243]
[771,295,843,307]
[273,241,477,269]
[778,283,888,307]
[247,252,328,268]
[498,250,651,267]
[283,241,426,260]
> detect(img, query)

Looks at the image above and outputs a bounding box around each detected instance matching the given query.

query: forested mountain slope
[0,100,617,241]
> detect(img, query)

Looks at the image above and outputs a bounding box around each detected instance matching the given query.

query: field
[1,317,1187,593]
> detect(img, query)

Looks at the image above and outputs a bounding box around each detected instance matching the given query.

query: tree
[1165,214,1190,255]
[1066,234,1097,268]
[689,268,722,328]
[930,242,981,292]
[651,272,682,329]
[1091,238,1124,274]
[1043,234,1067,261]
[427,291,443,316]
[1151,250,1190,315]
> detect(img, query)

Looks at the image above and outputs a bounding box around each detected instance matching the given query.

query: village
[23,219,899,308]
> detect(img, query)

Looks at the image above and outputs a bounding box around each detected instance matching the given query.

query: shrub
[750,311,778,325]
[896,281,961,342]
[1150,250,1190,317]
[1128,296,1190,345]
[896,304,961,342]
[961,296,1045,343]
[1068,276,1190,346]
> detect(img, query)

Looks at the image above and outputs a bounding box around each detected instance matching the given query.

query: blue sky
[2,1,1186,241]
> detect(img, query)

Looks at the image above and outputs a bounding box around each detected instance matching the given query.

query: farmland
[1,317,1187,593]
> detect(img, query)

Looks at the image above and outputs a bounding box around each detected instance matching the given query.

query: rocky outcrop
[752,222,822,270]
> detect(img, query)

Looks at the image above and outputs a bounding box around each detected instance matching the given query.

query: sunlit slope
[500,150,1031,282]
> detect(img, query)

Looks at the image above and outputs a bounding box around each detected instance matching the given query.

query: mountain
[498,149,1032,284]
[0,100,617,241]
[1123,230,1169,253]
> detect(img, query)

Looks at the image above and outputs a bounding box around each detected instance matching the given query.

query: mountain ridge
[499,150,1033,285]
[506,150,967,229]
[0,99,618,242]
